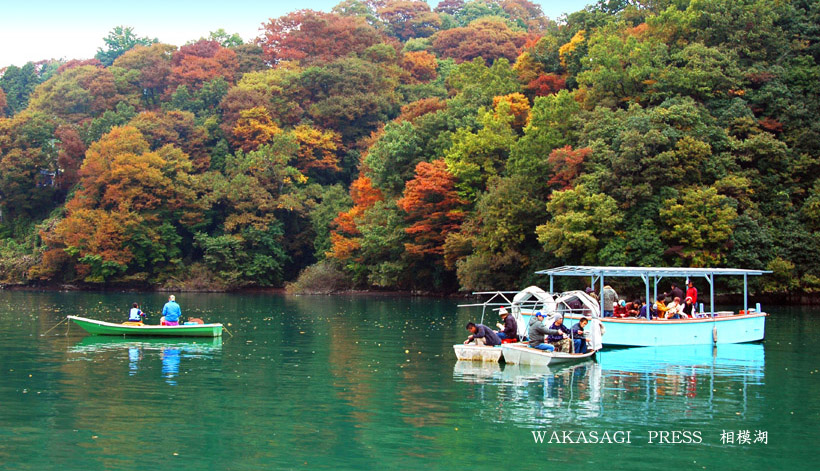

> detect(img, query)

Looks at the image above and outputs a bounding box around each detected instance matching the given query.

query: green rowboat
[68,315,223,337]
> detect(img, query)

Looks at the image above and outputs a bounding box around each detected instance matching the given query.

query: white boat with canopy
[534,266,771,347]
[452,286,601,363]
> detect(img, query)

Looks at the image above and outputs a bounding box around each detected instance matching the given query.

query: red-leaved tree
[547,145,591,190]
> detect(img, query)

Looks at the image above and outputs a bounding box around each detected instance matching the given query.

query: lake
[0,291,817,470]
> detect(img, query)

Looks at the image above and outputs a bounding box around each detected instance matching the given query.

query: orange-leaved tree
[36,126,201,283]
[396,159,465,259]
[328,175,383,261]
[400,50,438,83]
[168,39,238,93]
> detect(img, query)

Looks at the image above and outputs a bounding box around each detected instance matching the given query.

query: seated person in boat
[161,295,182,326]
[664,297,683,319]
[547,316,573,352]
[464,322,502,346]
[612,300,628,318]
[494,307,518,341]
[626,299,641,317]
[682,296,695,318]
[570,317,589,354]
[653,296,668,319]
[638,298,651,319]
[527,312,560,352]
[125,302,146,325]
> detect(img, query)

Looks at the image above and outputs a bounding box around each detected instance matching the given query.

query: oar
[41,316,69,336]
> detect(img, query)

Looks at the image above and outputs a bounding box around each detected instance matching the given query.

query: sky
[0,0,593,68]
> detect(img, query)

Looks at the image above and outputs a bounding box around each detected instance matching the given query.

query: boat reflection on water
[69,336,223,385]
[453,344,764,426]
[597,343,764,403]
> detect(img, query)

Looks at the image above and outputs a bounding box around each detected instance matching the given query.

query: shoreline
[0,282,466,298]
[1,282,819,304]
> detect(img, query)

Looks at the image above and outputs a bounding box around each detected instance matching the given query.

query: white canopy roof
[536,266,771,277]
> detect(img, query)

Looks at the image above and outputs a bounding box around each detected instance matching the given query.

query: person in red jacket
[613,300,628,318]
[686,280,698,306]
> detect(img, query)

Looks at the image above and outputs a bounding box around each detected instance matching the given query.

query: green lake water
[0,291,817,470]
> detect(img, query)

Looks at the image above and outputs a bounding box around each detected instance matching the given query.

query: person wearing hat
[527,312,561,351]
[613,299,628,318]
[494,307,518,341]
[682,296,695,318]
[546,316,572,352]
[161,295,182,326]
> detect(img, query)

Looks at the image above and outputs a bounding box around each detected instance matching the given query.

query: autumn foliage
[328,175,383,260]
[1,1,818,294]
[547,146,591,190]
[397,159,464,258]
[400,50,438,83]
[526,73,566,96]
[432,18,527,63]
[259,10,386,65]
[169,39,238,91]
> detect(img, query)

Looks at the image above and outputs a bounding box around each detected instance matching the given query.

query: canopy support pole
[599,273,605,317]
[550,274,554,294]
[641,274,650,321]
[705,274,714,317]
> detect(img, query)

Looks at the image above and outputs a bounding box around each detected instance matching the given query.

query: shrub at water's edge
[286,261,350,295]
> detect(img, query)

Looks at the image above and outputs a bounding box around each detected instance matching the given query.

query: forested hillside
[1,0,818,293]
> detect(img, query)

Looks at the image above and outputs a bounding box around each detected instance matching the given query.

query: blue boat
[527,266,770,347]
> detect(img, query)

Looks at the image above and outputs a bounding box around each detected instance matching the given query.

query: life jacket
[129,307,143,321]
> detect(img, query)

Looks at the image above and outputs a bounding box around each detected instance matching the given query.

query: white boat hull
[500,344,595,366]
[452,344,503,362]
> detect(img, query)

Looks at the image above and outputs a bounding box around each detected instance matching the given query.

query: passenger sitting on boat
[638,299,650,319]
[161,295,182,326]
[613,300,628,318]
[570,317,589,354]
[665,297,683,319]
[464,322,502,346]
[127,303,146,323]
[547,317,573,352]
[626,299,641,317]
[527,312,559,352]
[682,296,695,318]
[654,296,668,319]
[494,307,518,341]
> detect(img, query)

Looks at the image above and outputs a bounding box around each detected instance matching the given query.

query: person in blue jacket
[161,295,182,326]
[570,317,590,354]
